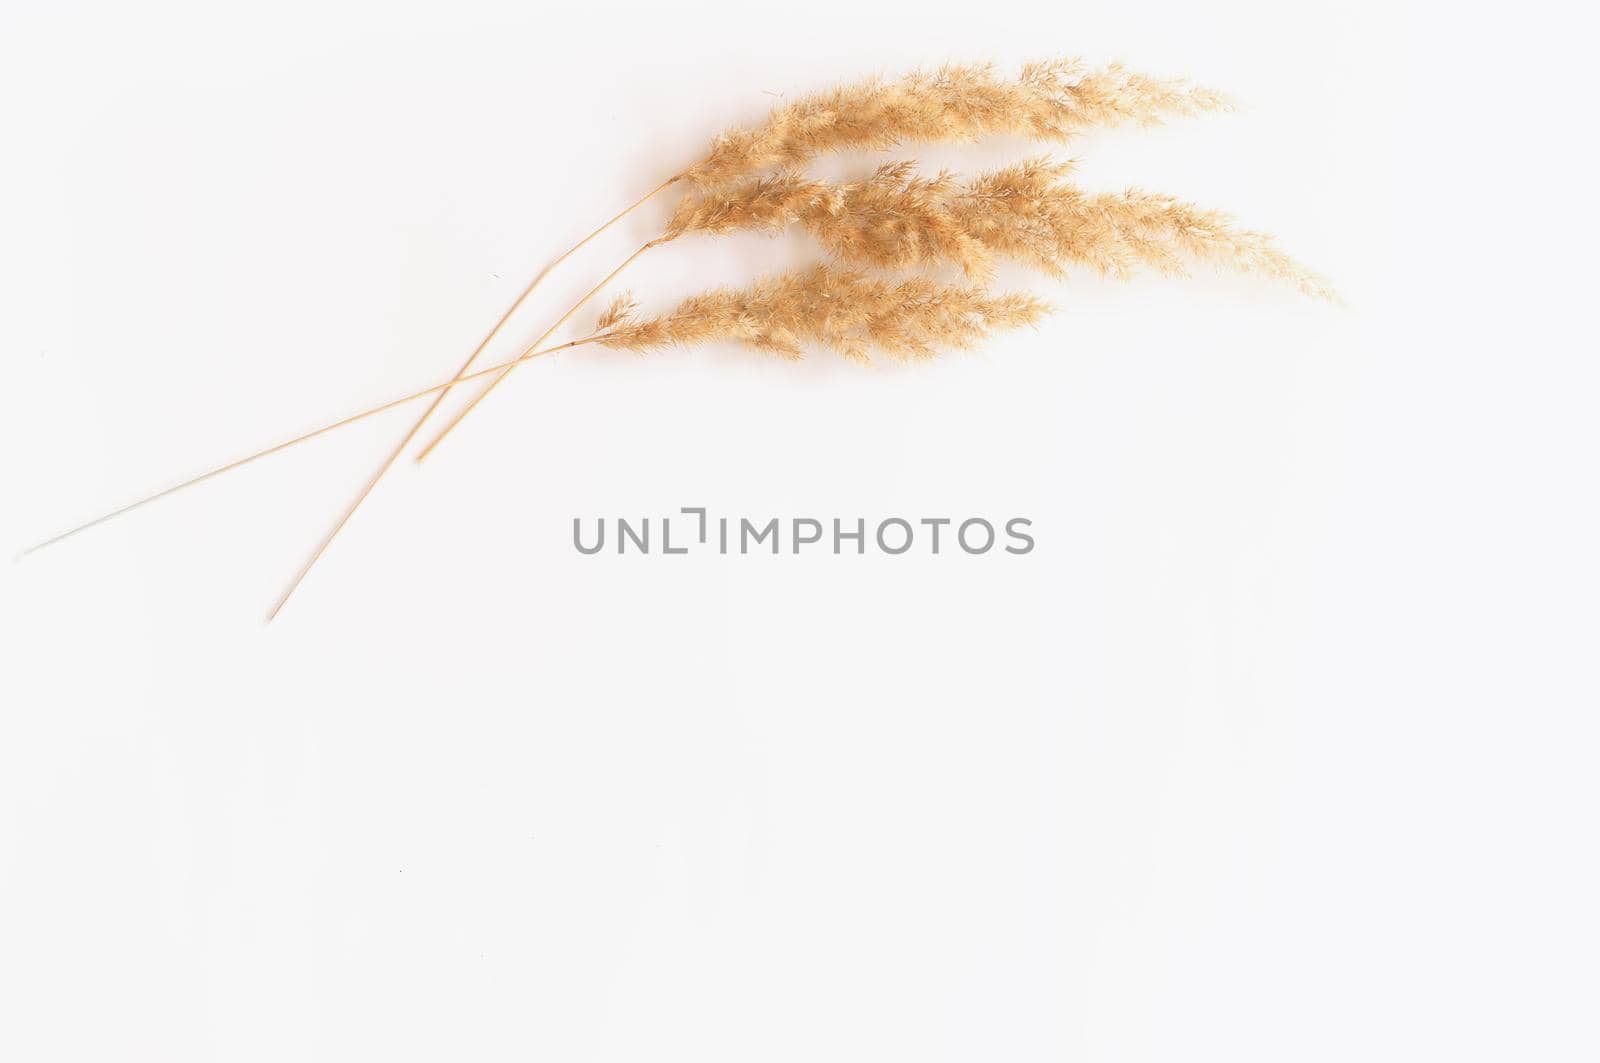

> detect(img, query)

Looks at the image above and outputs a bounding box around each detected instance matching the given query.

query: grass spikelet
[662,172,838,238]
[664,162,994,278]
[800,163,994,279]
[1017,59,1231,134]
[680,59,1228,189]
[596,264,1051,364]
[594,292,639,331]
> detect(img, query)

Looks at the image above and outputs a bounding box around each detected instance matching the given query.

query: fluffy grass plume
[680,59,1228,189]
[663,158,1334,297]
[595,265,1050,363]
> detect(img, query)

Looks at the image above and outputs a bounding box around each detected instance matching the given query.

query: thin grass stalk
[23,335,597,568]
[414,238,667,462]
[267,176,681,617]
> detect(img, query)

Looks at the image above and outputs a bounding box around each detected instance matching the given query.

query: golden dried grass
[417,59,1237,456]
[32,57,1336,621]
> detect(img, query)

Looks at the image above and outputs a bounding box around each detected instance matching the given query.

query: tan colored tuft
[801,163,995,279]
[679,59,1227,190]
[594,292,640,331]
[953,158,1336,292]
[662,173,836,239]
[666,162,993,278]
[1091,189,1339,300]
[596,264,1050,364]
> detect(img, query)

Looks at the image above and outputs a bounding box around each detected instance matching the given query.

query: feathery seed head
[679,58,1227,190]
[663,157,1333,297]
[595,265,1050,364]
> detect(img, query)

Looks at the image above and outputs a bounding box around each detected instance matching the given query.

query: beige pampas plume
[596,264,1051,363]
[680,60,1229,189]
[661,157,1335,297]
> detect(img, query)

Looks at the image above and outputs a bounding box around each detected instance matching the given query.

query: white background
[2,1,1595,1059]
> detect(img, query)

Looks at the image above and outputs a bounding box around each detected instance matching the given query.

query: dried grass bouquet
[28,57,1335,617]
